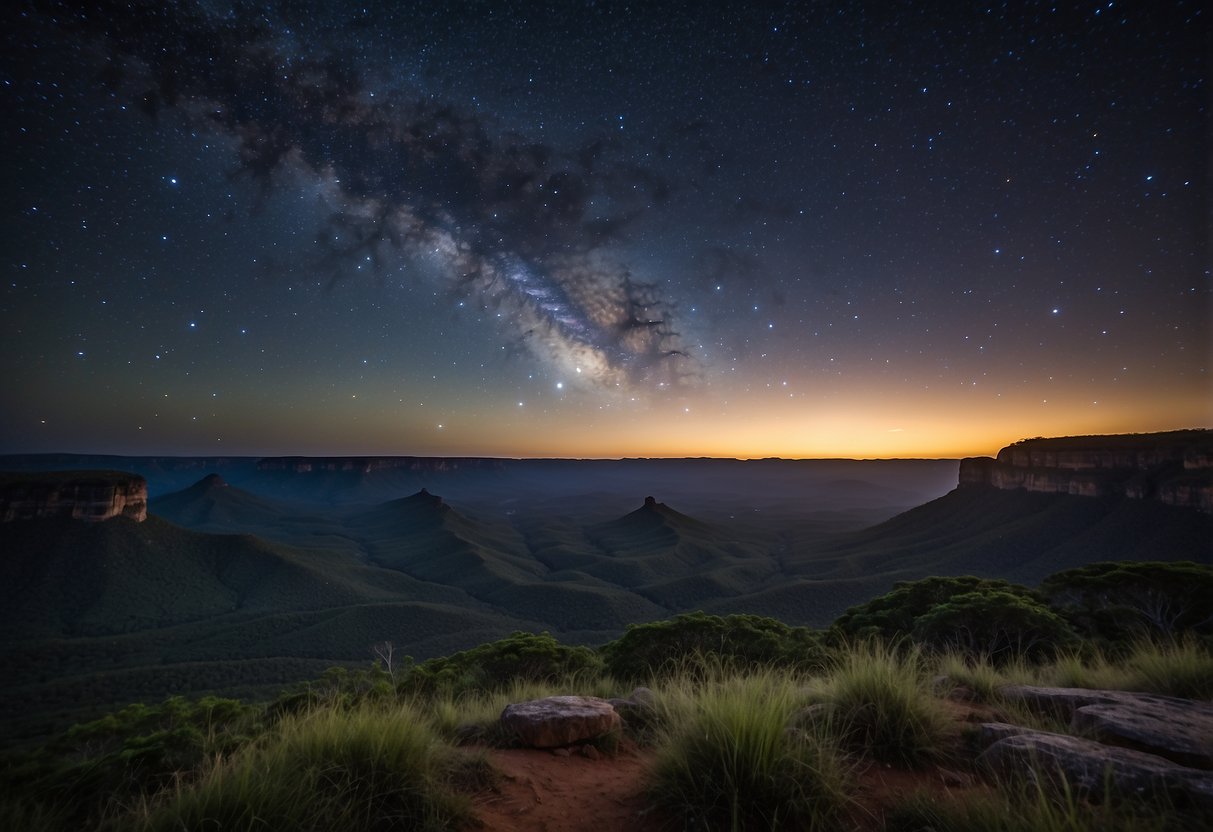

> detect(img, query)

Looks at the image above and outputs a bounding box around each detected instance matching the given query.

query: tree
[600,612,827,682]
[1040,561,1213,646]
[911,590,1078,662]
[832,576,1039,642]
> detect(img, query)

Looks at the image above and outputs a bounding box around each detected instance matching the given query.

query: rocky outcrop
[0,471,147,522]
[997,685,1213,770]
[501,695,622,748]
[980,685,1213,815]
[959,430,1213,512]
[979,726,1213,813]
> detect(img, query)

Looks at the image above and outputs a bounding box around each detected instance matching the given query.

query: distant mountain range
[1,432,1210,744]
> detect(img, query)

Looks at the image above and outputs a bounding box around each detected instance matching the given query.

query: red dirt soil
[470,701,1001,831]
[473,741,662,832]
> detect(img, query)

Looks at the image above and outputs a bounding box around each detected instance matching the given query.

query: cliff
[959,430,1213,513]
[0,471,148,522]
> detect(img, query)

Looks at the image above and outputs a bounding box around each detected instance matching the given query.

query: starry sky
[2,1,1209,459]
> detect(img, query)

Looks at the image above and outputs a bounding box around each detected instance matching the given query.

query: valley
[1,435,1210,745]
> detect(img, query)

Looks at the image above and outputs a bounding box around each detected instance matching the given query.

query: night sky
[3,1,1209,459]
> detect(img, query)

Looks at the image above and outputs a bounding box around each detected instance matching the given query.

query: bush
[833,576,1039,642]
[601,611,828,682]
[0,695,263,828]
[403,631,601,696]
[649,672,853,831]
[912,590,1079,663]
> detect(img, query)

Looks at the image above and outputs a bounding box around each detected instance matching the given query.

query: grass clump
[886,779,1187,832]
[936,650,1033,701]
[819,641,952,766]
[136,703,477,832]
[1125,638,1213,700]
[648,671,853,831]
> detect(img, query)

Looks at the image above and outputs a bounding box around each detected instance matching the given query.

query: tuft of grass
[648,671,854,831]
[1042,650,1134,691]
[1125,638,1213,700]
[134,703,477,832]
[1029,639,1213,700]
[820,641,952,766]
[885,778,1188,832]
[936,650,1033,701]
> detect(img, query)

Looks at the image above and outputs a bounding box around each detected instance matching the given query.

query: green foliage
[818,640,951,766]
[832,576,1078,663]
[912,590,1079,662]
[403,631,601,696]
[648,672,853,831]
[135,703,474,832]
[0,695,262,828]
[600,611,828,682]
[936,650,1034,701]
[1040,561,1213,647]
[833,576,1040,641]
[270,663,398,715]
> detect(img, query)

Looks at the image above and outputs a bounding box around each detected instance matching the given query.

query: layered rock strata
[959,430,1213,512]
[0,471,148,522]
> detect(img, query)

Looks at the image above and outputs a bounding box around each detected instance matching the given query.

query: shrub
[648,672,853,831]
[0,695,262,828]
[911,590,1079,663]
[832,576,1039,642]
[601,611,828,682]
[402,631,601,696]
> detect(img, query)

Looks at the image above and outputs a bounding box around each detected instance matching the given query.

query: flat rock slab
[501,695,622,749]
[998,685,1213,769]
[979,725,1213,815]
[1073,698,1213,770]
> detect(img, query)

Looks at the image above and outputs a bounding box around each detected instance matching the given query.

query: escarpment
[959,430,1213,513]
[0,471,148,522]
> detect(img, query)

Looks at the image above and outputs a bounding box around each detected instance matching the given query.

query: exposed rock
[1072,698,1213,770]
[958,430,1213,512]
[501,696,622,749]
[0,471,148,522]
[979,721,1035,745]
[581,744,601,760]
[997,685,1213,768]
[994,688,1213,771]
[608,686,658,728]
[996,684,1124,717]
[979,727,1213,814]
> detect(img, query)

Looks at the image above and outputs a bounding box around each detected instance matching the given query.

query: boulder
[1071,697,1213,769]
[998,685,1213,770]
[608,686,657,729]
[501,695,622,748]
[979,726,1213,815]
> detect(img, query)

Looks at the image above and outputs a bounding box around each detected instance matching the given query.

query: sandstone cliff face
[0,472,148,522]
[959,431,1213,513]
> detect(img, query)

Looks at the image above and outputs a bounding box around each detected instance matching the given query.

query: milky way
[51,0,687,390]
[2,1,1208,457]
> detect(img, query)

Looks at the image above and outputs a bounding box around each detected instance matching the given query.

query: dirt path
[473,742,662,832]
